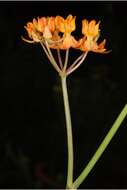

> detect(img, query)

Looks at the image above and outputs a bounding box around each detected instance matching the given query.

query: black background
[1,1,127,189]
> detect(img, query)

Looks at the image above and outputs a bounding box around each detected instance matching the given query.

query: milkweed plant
[22,15,127,189]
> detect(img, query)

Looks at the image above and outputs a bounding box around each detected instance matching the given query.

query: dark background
[1,1,127,188]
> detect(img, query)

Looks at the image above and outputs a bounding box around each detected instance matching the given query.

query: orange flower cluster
[23,15,107,53]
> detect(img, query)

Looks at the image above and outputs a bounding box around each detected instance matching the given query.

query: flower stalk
[66,52,88,76]
[61,76,74,189]
[57,49,63,69]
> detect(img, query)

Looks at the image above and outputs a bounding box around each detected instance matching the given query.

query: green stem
[63,49,69,72]
[44,40,61,73]
[73,104,127,189]
[66,52,88,76]
[66,53,84,73]
[61,76,74,188]
[57,49,63,69]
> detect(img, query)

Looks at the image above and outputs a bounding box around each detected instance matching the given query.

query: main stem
[61,76,74,189]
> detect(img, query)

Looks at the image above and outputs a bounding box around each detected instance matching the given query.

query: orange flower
[23,16,56,43]
[33,17,47,33]
[23,16,109,53]
[82,19,100,38]
[55,15,76,34]
[36,17,56,39]
[48,15,77,49]
[23,15,77,48]
[77,19,108,53]
[24,21,42,42]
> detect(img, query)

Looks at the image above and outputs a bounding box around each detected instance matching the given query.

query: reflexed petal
[61,35,75,49]
[93,48,108,53]
[76,36,109,53]
[98,39,106,49]
[48,34,78,50]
